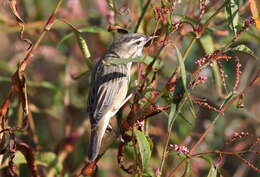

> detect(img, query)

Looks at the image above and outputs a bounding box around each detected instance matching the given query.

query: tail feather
[87,114,111,162]
[87,128,102,161]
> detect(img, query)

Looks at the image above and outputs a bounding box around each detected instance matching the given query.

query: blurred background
[0,0,259,176]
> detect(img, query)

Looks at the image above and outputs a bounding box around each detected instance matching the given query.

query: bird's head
[108,33,157,59]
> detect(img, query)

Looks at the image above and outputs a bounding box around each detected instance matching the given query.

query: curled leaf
[231,44,257,59]
[59,20,93,69]
[225,0,240,35]
[16,143,38,177]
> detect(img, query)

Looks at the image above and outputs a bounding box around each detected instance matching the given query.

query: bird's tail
[87,128,102,161]
[87,114,110,162]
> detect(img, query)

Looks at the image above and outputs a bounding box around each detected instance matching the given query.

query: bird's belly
[110,80,129,114]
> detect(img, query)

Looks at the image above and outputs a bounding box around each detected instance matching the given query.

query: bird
[87,32,156,162]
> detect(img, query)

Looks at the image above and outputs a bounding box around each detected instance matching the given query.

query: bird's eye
[136,41,141,45]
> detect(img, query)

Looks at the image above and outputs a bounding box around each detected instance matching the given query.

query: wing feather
[87,59,130,125]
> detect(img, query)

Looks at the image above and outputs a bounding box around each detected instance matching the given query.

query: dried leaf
[8,0,32,48]
[16,143,39,177]
[249,0,260,30]
[12,71,29,129]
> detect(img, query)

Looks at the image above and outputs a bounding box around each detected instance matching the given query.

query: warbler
[87,33,156,162]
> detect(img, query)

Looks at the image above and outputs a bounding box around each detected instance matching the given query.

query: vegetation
[0,0,259,176]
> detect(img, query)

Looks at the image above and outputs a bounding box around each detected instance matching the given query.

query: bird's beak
[146,35,158,42]
[144,36,158,47]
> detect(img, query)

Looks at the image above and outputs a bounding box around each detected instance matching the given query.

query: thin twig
[190,75,259,154]
[158,34,197,176]
[163,2,241,176]
[19,0,64,72]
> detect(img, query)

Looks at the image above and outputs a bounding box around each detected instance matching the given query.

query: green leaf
[207,164,217,177]
[183,159,192,177]
[124,145,136,160]
[200,155,213,164]
[57,26,106,47]
[14,151,27,164]
[35,152,62,174]
[200,35,214,53]
[143,56,163,71]
[178,112,192,127]
[172,78,185,105]
[175,46,186,87]
[175,46,196,118]
[141,173,153,177]
[220,92,236,109]
[60,21,93,69]
[74,31,91,59]
[211,61,222,97]
[135,130,152,170]
[231,44,257,58]
[225,0,239,35]
[168,103,177,130]
[199,155,217,177]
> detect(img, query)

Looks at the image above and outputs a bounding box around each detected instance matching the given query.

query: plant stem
[163,3,228,176]
[19,0,64,72]
[134,0,152,32]
[167,158,187,177]
[158,132,170,174]
[183,37,197,62]
[158,34,197,175]
[204,1,227,28]
[190,75,259,154]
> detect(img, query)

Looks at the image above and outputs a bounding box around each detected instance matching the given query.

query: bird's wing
[87,60,129,125]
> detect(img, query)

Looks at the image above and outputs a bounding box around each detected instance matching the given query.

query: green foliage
[183,160,192,177]
[35,152,62,175]
[231,44,257,58]
[225,0,240,35]
[134,130,152,171]
[167,103,177,130]
[61,21,93,69]
[14,151,27,164]
[57,26,107,47]
[0,0,259,176]
[202,156,218,177]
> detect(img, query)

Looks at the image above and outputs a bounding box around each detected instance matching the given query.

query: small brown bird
[87,33,156,162]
